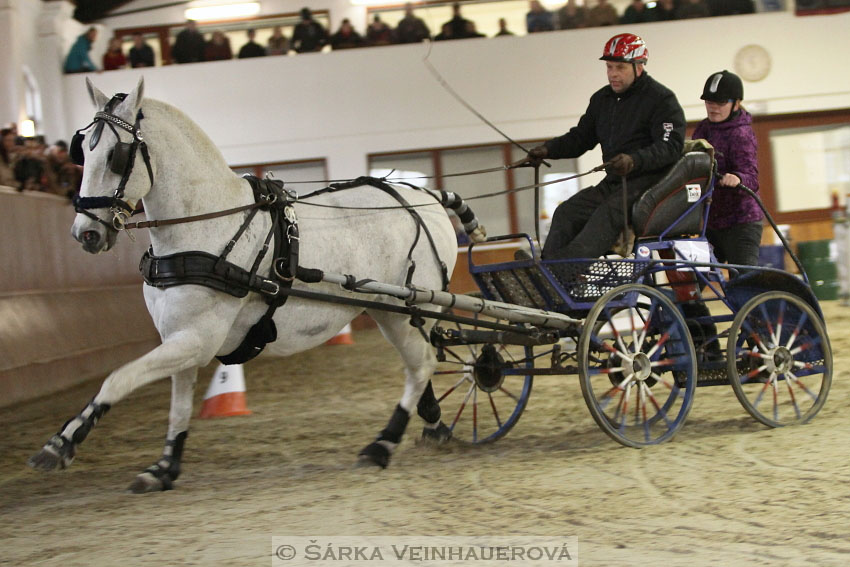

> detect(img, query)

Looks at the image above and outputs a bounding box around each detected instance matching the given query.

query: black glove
[528,145,548,160]
[606,153,634,176]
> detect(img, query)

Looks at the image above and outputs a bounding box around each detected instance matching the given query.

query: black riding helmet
[701,70,744,103]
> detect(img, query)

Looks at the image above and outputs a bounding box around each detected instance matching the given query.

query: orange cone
[199,363,252,418]
[326,323,354,345]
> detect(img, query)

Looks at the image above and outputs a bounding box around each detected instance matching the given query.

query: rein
[121,201,267,230]
[110,163,608,233]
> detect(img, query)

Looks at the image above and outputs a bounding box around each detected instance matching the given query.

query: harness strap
[326,176,450,291]
[140,249,281,298]
[123,201,264,230]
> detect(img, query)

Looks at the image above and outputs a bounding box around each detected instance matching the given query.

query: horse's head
[71,77,154,253]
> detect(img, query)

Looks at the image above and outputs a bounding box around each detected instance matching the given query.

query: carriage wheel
[727,291,832,427]
[578,284,697,447]
[430,314,537,444]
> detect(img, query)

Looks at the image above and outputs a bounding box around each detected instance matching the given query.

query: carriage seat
[631,151,714,239]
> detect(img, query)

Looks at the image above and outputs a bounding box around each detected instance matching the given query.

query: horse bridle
[71,93,154,231]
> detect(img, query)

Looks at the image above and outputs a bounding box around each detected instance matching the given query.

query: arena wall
[0,188,158,408]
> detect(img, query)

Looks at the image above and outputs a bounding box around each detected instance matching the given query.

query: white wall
[56,11,850,185]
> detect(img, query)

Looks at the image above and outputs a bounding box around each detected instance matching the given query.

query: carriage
[30,80,832,491]
[329,149,833,448]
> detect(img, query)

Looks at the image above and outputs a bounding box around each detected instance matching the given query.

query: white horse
[29,78,465,492]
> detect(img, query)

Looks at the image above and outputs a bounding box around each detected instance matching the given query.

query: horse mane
[142,98,239,183]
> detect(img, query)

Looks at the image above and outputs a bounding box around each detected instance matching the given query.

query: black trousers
[706,221,764,267]
[542,174,660,260]
[683,221,764,349]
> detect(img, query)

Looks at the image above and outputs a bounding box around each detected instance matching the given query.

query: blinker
[69,134,132,175]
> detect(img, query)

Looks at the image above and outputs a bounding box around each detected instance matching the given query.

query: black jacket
[544,73,685,180]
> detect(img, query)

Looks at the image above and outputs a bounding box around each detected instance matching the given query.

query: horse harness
[70,93,154,232]
[72,95,449,364]
[137,176,448,365]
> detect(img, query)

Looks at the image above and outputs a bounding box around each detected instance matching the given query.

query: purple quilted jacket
[692,110,763,229]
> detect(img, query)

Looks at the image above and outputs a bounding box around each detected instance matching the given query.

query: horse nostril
[81,230,100,244]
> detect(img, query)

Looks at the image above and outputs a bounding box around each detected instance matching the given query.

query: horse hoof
[356,442,390,469]
[421,423,452,444]
[128,472,170,494]
[27,449,65,471]
[28,437,74,471]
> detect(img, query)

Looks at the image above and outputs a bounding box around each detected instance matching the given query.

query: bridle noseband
[71,93,154,232]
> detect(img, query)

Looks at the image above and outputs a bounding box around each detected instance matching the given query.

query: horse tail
[436,190,487,243]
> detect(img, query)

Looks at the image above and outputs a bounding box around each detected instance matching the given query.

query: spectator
[709,0,755,15]
[395,3,431,44]
[0,128,17,188]
[238,29,266,58]
[102,37,127,71]
[527,1,556,33]
[557,0,587,29]
[129,33,155,67]
[64,27,98,73]
[267,26,289,55]
[204,31,232,61]
[14,136,48,193]
[649,0,677,20]
[434,22,454,41]
[331,19,366,50]
[443,2,474,39]
[677,0,711,18]
[292,8,329,53]
[621,0,654,23]
[172,20,205,63]
[45,140,81,198]
[586,0,619,26]
[464,20,486,38]
[524,33,685,263]
[366,15,395,46]
[495,18,515,36]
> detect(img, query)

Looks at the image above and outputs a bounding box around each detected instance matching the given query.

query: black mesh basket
[543,258,644,302]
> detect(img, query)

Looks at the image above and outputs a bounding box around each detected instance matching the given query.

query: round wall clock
[734,44,771,82]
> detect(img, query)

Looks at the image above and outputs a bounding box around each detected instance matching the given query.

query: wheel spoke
[437,374,471,403]
[644,383,673,428]
[488,392,502,428]
[646,332,670,359]
[498,386,519,402]
[618,383,633,433]
[772,378,780,422]
[758,303,776,348]
[773,298,787,346]
[449,382,476,431]
[650,372,686,398]
[785,310,809,351]
[636,300,657,349]
[472,386,478,443]
[787,371,819,402]
[784,376,802,420]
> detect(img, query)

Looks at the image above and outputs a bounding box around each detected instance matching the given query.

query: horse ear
[86,78,110,109]
[119,77,145,115]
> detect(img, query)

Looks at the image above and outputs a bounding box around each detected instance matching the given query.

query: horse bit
[70,93,154,232]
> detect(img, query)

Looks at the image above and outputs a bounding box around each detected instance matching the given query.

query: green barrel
[797,240,838,301]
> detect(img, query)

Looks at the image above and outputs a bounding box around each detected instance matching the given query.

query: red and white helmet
[600,33,648,64]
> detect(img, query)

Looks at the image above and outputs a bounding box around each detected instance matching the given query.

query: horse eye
[107,150,114,162]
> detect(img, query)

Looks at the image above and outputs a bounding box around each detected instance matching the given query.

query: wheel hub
[766,346,794,374]
[631,352,652,381]
[473,344,506,393]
